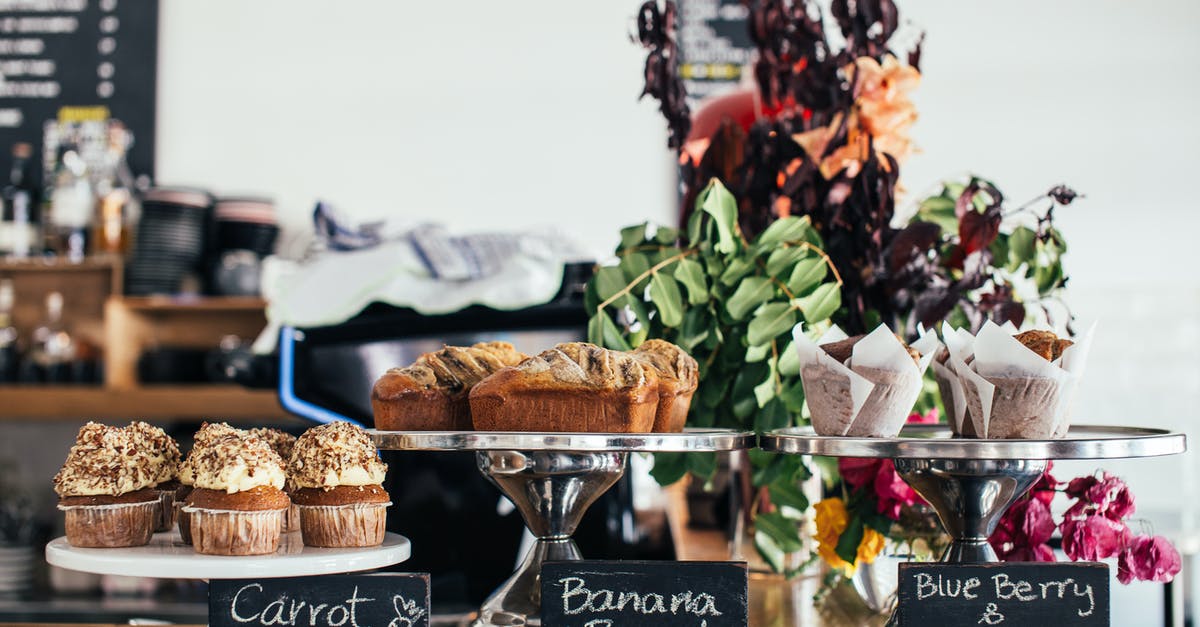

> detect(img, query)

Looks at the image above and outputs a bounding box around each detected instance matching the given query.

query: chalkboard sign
[0,0,157,186]
[677,0,754,104]
[541,560,748,626]
[209,573,430,627]
[896,562,1109,626]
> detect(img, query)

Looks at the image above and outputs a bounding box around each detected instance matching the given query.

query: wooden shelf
[116,295,267,313]
[0,385,297,422]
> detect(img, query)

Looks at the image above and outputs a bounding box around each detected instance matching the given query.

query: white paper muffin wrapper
[792,323,938,437]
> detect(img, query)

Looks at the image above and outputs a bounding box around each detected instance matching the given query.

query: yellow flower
[814,497,887,574]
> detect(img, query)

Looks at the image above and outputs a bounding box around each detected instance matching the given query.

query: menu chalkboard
[896,562,1109,626]
[541,560,748,626]
[208,573,431,627]
[677,0,754,104]
[0,0,157,186]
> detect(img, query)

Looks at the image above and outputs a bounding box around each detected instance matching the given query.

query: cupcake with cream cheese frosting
[250,427,300,532]
[287,421,390,547]
[176,422,249,544]
[127,421,182,532]
[180,429,289,555]
[54,422,160,548]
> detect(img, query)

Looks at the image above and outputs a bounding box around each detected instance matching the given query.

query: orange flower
[851,54,919,164]
[814,497,887,573]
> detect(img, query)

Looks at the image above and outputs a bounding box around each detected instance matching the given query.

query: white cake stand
[45,530,411,579]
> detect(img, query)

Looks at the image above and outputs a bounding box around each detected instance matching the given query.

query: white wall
[156,0,676,257]
[156,3,1198,616]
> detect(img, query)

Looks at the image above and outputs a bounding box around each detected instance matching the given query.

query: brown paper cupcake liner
[174,501,192,545]
[58,501,157,548]
[182,506,286,556]
[154,489,175,532]
[280,503,301,533]
[298,502,391,548]
[962,375,1062,439]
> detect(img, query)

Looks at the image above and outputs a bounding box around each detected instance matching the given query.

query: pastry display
[287,421,390,548]
[793,324,938,437]
[251,427,300,532]
[469,342,660,433]
[939,322,1092,439]
[54,423,160,548]
[127,421,182,532]
[180,429,289,555]
[632,339,698,433]
[372,341,527,431]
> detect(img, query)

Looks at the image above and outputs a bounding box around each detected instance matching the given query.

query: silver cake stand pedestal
[761,424,1186,563]
[370,428,753,627]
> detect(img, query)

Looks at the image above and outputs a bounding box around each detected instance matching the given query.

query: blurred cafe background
[0,1,1196,625]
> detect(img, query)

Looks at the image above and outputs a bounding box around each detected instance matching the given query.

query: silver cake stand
[370,428,754,627]
[761,424,1186,563]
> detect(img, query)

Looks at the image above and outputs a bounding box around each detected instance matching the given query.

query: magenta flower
[906,408,940,424]
[1064,472,1135,520]
[872,459,919,520]
[1117,535,1182,584]
[1061,514,1132,561]
[990,496,1056,562]
[838,457,879,491]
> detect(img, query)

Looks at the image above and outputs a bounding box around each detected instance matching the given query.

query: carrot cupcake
[181,430,289,555]
[250,427,300,532]
[176,422,248,544]
[54,422,160,548]
[287,421,390,548]
[127,421,182,532]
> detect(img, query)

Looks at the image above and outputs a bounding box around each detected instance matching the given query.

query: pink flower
[906,408,940,424]
[873,459,919,520]
[990,497,1057,562]
[1028,462,1059,506]
[1061,515,1132,561]
[1117,535,1182,584]
[838,458,880,491]
[1065,472,1135,520]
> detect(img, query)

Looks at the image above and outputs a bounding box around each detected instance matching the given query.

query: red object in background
[684,86,793,146]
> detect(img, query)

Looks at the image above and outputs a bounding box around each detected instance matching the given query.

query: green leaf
[780,378,806,415]
[655,226,681,245]
[754,373,776,409]
[731,362,769,419]
[747,303,797,346]
[726,277,775,320]
[697,179,740,254]
[777,340,801,376]
[916,195,958,233]
[787,257,828,295]
[686,207,705,247]
[745,343,770,363]
[619,252,652,292]
[648,273,684,327]
[619,223,647,250]
[1035,261,1063,292]
[768,480,810,513]
[755,397,790,433]
[1007,226,1036,269]
[649,452,688,486]
[834,514,865,565]
[755,529,786,573]
[755,510,803,553]
[796,282,841,322]
[673,258,709,305]
[765,246,809,277]
[592,265,627,303]
[687,452,718,481]
[587,311,632,351]
[678,307,710,351]
[756,216,811,248]
[719,258,755,286]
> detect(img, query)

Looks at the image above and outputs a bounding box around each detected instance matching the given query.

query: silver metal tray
[761,424,1186,459]
[369,427,754,452]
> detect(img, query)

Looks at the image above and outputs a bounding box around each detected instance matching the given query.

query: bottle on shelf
[29,290,75,383]
[0,142,40,259]
[0,279,18,382]
[92,123,137,256]
[46,145,93,263]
